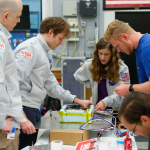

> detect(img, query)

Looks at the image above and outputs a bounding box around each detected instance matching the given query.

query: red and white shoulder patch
[81,64,84,70]
[121,73,130,81]
[0,42,5,50]
[20,51,33,59]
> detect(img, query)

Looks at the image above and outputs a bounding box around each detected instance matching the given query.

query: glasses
[130,121,138,136]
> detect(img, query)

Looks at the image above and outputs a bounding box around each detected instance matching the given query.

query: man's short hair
[40,17,71,39]
[118,92,150,124]
[104,19,135,42]
[0,0,18,17]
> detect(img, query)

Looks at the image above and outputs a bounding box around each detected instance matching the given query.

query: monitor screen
[14,5,30,30]
[115,12,150,34]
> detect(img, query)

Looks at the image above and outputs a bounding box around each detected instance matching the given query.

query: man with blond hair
[14,17,94,149]
[0,0,36,149]
[104,19,150,150]
[104,19,150,97]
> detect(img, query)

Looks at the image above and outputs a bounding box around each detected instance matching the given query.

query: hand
[73,97,94,107]
[93,101,105,113]
[1,117,14,134]
[114,84,130,97]
[20,119,36,135]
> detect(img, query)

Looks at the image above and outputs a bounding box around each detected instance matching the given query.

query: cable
[80,117,117,133]
[77,2,85,38]
[51,101,59,112]
[74,20,77,56]
[105,110,116,128]
[105,109,122,136]
[97,127,110,142]
[79,110,123,137]
[52,38,67,68]
[80,26,85,37]
[105,110,122,136]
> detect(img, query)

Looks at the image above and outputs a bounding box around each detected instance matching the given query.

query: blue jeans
[19,106,41,150]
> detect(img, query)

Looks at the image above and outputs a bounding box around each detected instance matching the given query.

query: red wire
[51,101,58,112]
[97,127,110,142]
[45,101,59,120]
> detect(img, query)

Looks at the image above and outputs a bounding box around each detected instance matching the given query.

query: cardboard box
[51,68,61,79]
[49,129,90,145]
[86,87,92,100]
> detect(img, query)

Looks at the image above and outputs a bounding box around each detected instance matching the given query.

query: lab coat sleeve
[14,44,38,82]
[102,64,130,108]
[0,35,7,128]
[73,61,92,88]
[45,71,76,103]
[12,44,37,123]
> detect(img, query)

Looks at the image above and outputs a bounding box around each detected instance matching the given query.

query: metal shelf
[67,38,79,41]
[70,28,79,32]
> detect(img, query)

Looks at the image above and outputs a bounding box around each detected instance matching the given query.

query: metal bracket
[63,62,67,66]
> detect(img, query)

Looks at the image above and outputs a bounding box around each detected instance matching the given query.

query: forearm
[73,97,94,107]
[102,94,123,108]
[73,97,79,104]
[133,81,150,94]
[47,85,76,102]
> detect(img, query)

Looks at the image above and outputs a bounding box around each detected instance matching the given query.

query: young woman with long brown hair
[74,38,130,112]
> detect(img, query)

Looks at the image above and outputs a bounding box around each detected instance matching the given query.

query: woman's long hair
[89,38,121,83]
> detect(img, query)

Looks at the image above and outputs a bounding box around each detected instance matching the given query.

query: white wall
[104,11,115,33]
[42,0,53,20]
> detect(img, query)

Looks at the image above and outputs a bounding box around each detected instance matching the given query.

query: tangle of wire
[47,102,122,137]
[79,109,123,137]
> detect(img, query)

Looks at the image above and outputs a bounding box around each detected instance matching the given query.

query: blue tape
[116,138,124,144]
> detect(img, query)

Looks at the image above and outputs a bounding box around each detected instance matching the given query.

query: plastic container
[116,137,124,144]
[124,131,132,150]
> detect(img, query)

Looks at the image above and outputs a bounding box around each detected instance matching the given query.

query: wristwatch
[129,84,134,92]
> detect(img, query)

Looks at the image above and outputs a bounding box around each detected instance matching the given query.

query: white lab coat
[14,34,76,109]
[74,59,130,109]
[0,23,26,128]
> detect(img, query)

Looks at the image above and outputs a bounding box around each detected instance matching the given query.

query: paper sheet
[98,137,137,150]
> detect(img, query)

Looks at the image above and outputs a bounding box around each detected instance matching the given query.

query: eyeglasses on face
[130,121,138,136]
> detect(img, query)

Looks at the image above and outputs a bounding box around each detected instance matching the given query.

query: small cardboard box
[49,129,90,145]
